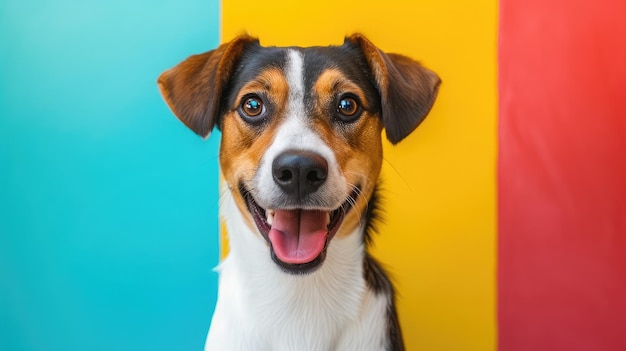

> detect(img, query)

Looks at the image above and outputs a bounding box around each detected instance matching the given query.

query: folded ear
[157,35,258,138]
[346,34,441,144]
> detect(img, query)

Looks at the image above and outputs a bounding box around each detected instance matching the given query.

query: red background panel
[498,0,626,349]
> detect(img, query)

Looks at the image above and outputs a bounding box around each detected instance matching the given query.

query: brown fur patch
[308,68,384,237]
[219,68,289,235]
[333,119,383,237]
[235,68,289,110]
[312,69,370,110]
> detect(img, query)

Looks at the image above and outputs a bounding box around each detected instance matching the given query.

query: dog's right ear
[157,35,258,138]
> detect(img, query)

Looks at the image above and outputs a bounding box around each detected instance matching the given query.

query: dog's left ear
[157,35,259,138]
[346,34,441,144]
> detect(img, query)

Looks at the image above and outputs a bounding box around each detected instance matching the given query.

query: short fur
[158,34,440,351]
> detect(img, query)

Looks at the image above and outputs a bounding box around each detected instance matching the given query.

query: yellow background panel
[221,1,497,349]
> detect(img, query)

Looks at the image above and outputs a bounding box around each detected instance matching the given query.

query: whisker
[343,182,365,225]
[382,157,412,192]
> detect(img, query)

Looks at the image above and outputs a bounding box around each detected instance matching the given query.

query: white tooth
[266,209,275,226]
[325,212,331,225]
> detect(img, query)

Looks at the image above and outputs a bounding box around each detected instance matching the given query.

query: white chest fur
[204,188,389,351]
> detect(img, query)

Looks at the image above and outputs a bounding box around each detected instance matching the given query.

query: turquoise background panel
[0,1,221,350]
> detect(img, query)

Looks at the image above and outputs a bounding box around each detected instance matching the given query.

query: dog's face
[158,34,440,274]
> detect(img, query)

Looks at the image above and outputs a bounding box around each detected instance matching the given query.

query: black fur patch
[362,185,405,351]
[363,255,405,351]
[363,184,384,247]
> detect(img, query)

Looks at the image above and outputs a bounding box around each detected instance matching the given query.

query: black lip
[239,184,359,275]
[270,243,328,274]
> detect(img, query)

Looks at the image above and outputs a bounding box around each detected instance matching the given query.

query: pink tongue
[268,209,328,264]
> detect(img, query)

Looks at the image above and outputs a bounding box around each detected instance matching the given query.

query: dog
[158,33,440,351]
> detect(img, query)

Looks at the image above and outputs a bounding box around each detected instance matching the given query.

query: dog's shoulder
[363,253,405,351]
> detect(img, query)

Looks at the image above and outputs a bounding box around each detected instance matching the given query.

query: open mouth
[240,185,359,274]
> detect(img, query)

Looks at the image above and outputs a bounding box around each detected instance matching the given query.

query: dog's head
[158,34,440,274]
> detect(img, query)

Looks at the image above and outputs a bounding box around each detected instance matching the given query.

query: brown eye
[338,97,358,116]
[336,96,361,122]
[241,96,265,118]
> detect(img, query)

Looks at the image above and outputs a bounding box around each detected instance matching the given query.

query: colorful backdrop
[2,0,624,350]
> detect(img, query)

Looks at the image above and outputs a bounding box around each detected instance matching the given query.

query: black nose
[272,150,328,200]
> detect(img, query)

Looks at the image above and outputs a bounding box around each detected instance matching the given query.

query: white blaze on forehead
[280,49,308,144]
[251,49,347,209]
[286,49,305,104]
